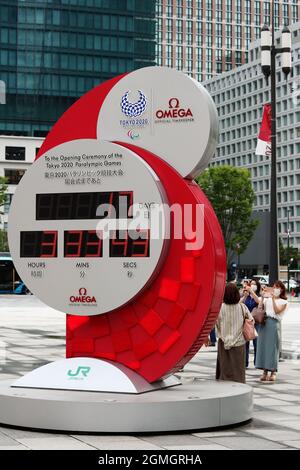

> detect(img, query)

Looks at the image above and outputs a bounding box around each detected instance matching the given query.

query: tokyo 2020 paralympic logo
[121,90,147,117]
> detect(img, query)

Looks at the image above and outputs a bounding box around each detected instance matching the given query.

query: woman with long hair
[256,281,288,382]
[216,283,253,384]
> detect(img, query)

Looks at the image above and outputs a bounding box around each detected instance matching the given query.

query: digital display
[20,230,149,258]
[64,230,103,258]
[20,231,57,258]
[36,191,133,220]
[110,230,150,257]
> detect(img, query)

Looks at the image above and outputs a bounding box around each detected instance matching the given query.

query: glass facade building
[0,0,156,136]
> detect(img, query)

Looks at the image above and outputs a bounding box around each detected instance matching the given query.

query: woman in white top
[255,281,288,382]
[216,283,253,384]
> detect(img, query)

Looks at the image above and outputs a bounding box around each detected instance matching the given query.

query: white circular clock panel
[8,140,168,315]
[97,66,219,179]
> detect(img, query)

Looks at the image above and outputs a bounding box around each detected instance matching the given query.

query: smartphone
[262,286,274,298]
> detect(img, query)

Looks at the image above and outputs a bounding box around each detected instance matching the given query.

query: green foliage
[0,230,8,252]
[197,165,259,266]
[0,176,7,208]
[279,238,299,268]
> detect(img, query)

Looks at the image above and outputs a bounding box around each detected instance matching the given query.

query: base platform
[0,379,252,433]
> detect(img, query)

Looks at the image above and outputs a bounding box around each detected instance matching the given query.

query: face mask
[273,288,281,297]
[251,285,257,292]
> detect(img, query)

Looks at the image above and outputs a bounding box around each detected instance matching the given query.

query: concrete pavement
[281,302,300,359]
[0,295,299,450]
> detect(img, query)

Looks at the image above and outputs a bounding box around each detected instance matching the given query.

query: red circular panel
[65,145,226,383]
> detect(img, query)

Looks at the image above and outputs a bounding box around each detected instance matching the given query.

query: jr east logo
[67,366,91,379]
[69,287,97,307]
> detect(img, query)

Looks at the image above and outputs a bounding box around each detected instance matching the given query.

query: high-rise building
[156,0,300,81]
[0,0,156,137]
[0,135,44,231]
[204,22,300,251]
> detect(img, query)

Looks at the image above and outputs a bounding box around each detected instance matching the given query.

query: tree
[0,230,8,252]
[0,176,8,252]
[279,238,299,268]
[0,176,7,208]
[197,165,259,267]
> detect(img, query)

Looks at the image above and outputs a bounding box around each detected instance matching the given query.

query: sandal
[260,371,268,381]
[269,372,277,382]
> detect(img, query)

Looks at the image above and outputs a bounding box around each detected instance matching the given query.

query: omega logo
[70,287,96,304]
[155,98,193,120]
[168,98,180,109]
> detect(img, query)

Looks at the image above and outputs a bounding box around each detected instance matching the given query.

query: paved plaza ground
[0,295,300,450]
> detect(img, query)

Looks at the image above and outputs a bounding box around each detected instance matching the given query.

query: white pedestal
[11,357,180,394]
[0,359,253,432]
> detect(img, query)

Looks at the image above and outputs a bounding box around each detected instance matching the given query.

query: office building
[204,22,300,255]
[156,0,300,81]
[0,135,44,230]
[0,0,156,136]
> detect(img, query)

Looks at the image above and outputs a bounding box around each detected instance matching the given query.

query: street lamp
[236,242,241,281]
[261,2,292,285]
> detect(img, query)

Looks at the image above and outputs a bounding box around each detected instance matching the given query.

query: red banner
[256,103,272,156]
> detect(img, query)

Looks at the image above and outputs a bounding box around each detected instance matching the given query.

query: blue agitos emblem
[121,90,147,117]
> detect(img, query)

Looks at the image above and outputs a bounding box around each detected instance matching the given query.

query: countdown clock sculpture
[0,67,252,432]
[8,66,226,385]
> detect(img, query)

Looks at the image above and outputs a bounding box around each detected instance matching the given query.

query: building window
[5,146,25,161]
[4,169,26,185]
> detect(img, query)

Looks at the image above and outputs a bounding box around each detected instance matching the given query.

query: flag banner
[256,103,271,156]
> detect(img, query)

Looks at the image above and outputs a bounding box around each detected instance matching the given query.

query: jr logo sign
[67,366,91,378]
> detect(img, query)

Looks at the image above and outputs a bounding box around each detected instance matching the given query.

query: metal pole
[269,0,279,285]
[236,242,240,281]
[287,209,290,292]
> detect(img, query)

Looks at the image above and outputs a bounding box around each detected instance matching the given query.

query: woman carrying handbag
[216,283,254,384]
[256,281,288,382]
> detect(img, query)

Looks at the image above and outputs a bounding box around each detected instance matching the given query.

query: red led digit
[131,230,150,257]
[111,230,128,256]
[65,230,83,257]
[107,191,114,218]
[85,231,103,257]
[40,231,57,258]
[119,191,133,217]
[36,194,55,220]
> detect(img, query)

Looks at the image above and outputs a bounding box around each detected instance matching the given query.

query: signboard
[97,67,218,179]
